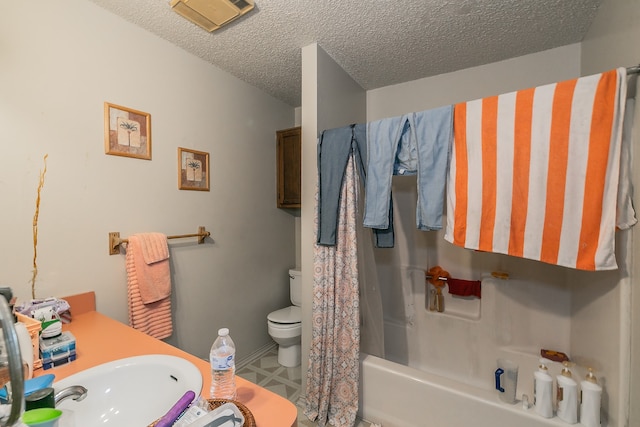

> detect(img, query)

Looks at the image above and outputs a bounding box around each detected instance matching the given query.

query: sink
[53,354,203,426]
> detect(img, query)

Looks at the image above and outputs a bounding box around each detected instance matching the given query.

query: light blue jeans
[317,124,394,248]
[363,105,453,231]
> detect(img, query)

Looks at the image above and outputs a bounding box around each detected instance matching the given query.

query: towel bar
[424,271,510,282]
[108,226,211,255]
[425,274,449,282]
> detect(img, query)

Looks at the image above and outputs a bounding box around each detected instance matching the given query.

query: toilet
[267,269,302,367]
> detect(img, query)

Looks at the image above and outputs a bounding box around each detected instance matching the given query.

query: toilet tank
[289,269,302,306]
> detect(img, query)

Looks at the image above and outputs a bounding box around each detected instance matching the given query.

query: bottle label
[211,354,235,370]
[533,378,537,404]
[557,384,564,402]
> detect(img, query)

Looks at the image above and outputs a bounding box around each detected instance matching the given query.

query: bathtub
[356,262,627,426]
[359,354,578,427]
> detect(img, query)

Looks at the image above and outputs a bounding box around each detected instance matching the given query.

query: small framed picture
[104,102,151,160]
[178,147,210,191]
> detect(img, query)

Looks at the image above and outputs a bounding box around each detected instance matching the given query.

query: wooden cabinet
[276,126,301,208]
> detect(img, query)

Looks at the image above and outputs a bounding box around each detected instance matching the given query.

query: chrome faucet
[54,385,88,406]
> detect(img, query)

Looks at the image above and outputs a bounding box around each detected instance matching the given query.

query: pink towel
[138,232,170,264]
[126,234,172,339]
[445,68,629,271]
[131,233,171,304]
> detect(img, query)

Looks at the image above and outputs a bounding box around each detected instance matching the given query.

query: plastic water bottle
[209,328,237,400]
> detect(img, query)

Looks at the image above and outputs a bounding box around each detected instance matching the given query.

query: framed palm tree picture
[178,147,210,191]
[104,102,152,160]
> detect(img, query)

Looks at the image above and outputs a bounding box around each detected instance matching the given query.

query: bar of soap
[541,349,569,363]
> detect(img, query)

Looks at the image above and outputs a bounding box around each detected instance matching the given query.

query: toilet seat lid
[268,306,301,324]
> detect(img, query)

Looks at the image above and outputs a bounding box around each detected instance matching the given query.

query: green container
[22,408,62,427]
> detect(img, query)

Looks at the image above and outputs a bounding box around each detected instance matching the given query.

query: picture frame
[104,102,152,160]
[178,147,210,191]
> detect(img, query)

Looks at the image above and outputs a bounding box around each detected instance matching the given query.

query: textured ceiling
[87,0,603,107]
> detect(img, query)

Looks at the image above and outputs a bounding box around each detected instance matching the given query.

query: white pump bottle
[557,361,578,424]
[534,358,553,418]
[580,368,602,427]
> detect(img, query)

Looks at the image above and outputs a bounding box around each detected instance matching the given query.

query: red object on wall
[447,278,481,298]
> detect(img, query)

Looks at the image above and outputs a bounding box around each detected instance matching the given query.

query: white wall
[300,43,367,393]
[294,106,302,271]
[0,0,296,361]
[581,1,640,425]
[367,44,581,120]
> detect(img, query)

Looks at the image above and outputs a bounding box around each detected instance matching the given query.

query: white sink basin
[53,354,203,426]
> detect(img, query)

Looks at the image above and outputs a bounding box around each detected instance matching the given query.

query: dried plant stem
[31,154,48,299]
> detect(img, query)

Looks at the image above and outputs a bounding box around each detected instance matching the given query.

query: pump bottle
[557,361,578,424]
[534,358,553,418]
[580,368,602,427]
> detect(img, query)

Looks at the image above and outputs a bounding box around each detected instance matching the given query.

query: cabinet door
[277,127,301,208]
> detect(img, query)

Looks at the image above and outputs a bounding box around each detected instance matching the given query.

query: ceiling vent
[170,0,254,32]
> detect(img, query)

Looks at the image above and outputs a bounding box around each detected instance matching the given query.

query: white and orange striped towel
[126,234,173,339]
[445,68,633,270]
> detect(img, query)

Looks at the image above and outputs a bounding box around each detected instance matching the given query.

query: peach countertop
[33,305,298,427]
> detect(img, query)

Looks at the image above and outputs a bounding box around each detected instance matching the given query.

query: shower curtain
[305,154,360,427]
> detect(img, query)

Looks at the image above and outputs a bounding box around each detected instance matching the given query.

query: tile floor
[236,346,373,427]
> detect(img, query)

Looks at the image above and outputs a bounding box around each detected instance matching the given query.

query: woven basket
[208,399,255,427]
[149,398,255,427]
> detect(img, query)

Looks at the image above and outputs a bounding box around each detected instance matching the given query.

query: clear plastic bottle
[209,328,237,400]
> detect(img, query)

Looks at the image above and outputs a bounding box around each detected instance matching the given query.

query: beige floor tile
[243,345,371,426]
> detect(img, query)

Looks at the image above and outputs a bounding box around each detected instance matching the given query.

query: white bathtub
[358,252,629,426]
[358,354,579,427]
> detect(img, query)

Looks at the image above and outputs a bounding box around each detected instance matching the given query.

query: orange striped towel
[126,235,172,339]
[445,68,631,271]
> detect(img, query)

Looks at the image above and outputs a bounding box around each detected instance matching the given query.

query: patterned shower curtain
[305,154,360,427]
